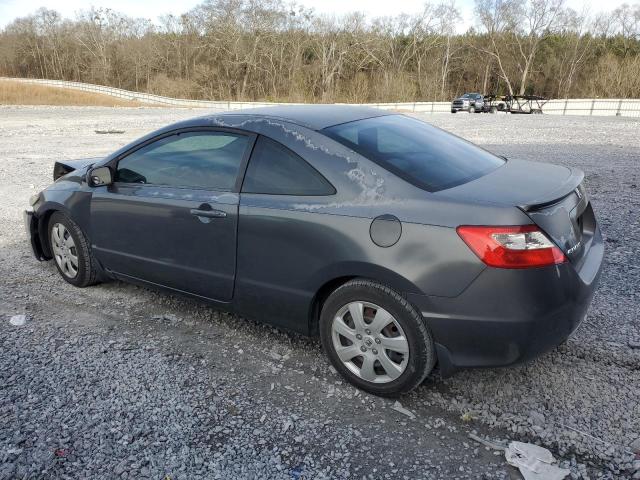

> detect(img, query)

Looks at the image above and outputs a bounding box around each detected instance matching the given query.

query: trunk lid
[440,158,594,265]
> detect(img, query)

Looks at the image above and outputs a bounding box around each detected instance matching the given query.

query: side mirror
[87,166,113,187]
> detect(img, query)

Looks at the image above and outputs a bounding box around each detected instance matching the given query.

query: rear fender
[307,262,424,334]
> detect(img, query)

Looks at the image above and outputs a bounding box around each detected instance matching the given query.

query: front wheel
[48,211,99,287]
[319,279,436,397]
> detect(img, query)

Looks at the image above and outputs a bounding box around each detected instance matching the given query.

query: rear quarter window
[323,115,504,192]
[241,136,335,196]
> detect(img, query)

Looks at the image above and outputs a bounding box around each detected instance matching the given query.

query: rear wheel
[48,212,98,287]
[319,279,436,397]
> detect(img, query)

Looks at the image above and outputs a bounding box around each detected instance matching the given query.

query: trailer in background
[484,94,548,114]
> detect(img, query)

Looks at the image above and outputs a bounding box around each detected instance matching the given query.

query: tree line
[0,0,639,102]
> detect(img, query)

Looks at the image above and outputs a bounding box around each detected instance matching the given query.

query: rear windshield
[323,115,504,192]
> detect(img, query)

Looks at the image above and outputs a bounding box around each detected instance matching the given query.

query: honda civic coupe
[24,106,604,396]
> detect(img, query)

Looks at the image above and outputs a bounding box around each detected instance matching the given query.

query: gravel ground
[1,106,639,479]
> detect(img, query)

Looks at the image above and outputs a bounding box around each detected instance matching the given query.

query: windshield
[323,115,504,192]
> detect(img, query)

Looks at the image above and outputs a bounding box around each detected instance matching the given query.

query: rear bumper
[24,208,46,260]
[408,226,604,377]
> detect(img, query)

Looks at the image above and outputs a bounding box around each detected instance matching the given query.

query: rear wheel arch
[307,264,424,336]
[309,276,356,336]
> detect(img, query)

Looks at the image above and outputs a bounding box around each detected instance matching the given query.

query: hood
[53,157,102,181]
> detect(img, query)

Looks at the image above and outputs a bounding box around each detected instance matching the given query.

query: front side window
[323,115,504,192]
[116,131,250,190]
[241,136,335,195]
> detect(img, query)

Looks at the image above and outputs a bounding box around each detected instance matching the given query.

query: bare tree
[554,7,593,98]
[474,0,519,95]
[611,3,640,57]
[434,1,461,99]
[513,0,565,95]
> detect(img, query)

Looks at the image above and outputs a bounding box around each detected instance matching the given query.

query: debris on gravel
[8,314,27,326]
[504,441,569,480]
[468,433,507,451]
[391,401,416,419]
[94,129,125,134]
[1,107,638,479]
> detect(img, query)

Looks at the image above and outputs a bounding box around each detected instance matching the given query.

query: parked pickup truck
[451,93,485,113]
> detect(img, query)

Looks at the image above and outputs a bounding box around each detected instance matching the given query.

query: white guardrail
[2,77,640,117]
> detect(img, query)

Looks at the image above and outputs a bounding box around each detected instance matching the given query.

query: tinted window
[323,115,504,192]
[242,136,335,195]
[116,131,249,190]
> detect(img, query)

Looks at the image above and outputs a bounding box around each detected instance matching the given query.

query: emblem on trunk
[567,241,581,255]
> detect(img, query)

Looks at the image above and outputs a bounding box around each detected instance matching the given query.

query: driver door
[90,128,255,302]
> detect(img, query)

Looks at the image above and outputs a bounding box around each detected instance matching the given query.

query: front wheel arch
[36,205,109,283]
[37,207,68,259]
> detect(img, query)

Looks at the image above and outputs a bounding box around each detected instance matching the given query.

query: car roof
[210,105,391,130]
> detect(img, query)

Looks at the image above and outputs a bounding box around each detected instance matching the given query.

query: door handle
[190,208,227,218]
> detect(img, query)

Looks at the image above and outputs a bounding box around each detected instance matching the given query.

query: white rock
[9,314,27,326]
[391,401,416,420]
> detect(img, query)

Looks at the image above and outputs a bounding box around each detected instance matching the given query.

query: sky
[0,0,634,28]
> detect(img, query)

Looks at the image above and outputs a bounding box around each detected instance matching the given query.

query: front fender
[34,190,93,258]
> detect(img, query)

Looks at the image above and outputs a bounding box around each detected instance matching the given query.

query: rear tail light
[456,225,566,268]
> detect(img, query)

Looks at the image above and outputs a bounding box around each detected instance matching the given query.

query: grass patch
[0,81,144,106]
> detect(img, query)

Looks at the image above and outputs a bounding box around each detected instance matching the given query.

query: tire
[451,110,456,114]
[319,279,436,397]
[48,211,98,287]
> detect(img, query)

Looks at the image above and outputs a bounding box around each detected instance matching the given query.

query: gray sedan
[24,106,604,396]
